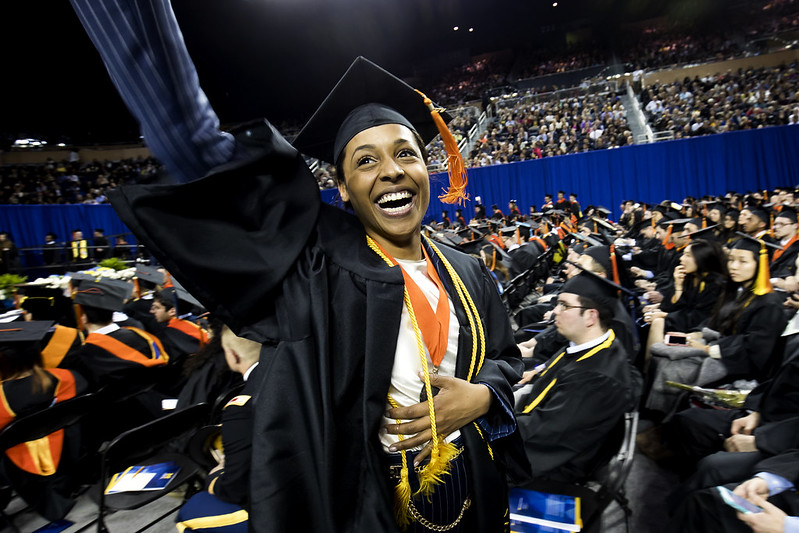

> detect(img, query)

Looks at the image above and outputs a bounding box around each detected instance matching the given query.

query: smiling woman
[70,2,527,532]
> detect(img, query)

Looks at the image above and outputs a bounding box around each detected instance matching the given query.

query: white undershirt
[381,257,461,452]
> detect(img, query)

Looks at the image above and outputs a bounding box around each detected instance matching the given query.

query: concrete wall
[643,49,799,86]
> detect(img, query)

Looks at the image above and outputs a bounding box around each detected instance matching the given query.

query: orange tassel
[663,224,674,250]
[515,228,521,245]
[491,249,497,271]
[415,90,468,205]
[609,244,620,286]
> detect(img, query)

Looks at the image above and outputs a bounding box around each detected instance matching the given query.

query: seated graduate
[17,291,84,369]
[770,208,799,292]
[656,336,799,504]
[175,325,261,532]
[644,235,788,416]
[122,264,166,333]
[666,449,799,533]
[62,280,169,390]
[149,286,209,394]
[643,237,728,364]
[514,272,641,483]
[0,321,88,521]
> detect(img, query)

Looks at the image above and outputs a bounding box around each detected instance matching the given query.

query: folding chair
[0,393,100,533]
[513,411,639,533]
[90,402,210,533]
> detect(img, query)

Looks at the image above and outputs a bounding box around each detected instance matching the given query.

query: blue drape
[3,125,798,250]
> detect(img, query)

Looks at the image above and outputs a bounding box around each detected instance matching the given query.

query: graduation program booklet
[104,461,181,494]
[509,488,582,532]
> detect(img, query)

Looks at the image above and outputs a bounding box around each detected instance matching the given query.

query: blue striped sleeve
[70,0,237,183]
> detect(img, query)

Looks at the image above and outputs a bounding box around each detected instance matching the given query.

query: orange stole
[167,318,209,345]
[0,369,77,476]
[84,328,168,367]
[41,326,81,369]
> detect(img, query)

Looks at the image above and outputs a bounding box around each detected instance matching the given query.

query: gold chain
[407,496,472,532]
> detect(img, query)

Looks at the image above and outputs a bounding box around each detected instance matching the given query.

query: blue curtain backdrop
[3,125,798,250]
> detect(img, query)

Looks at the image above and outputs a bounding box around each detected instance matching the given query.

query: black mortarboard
[732,232,781,253]
[684,225,720,240]
[166,279,205,310]
[560,272,618,314]
[776,207,798,223]
[293,57,450,165]
[596,206,611,216]
[747,208,770,224]
[0,320,53,345]
[571,232,604,247]
[135,264,165,286]
[582,245,612,276]
[731,233,778,295]
[66,271,98,283]
[72,280,128,311]
[499,226,517,236]
[658,217,692,231]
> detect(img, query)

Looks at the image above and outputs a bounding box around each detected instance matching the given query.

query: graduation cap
[0,320,54,345]
[747,207,770,224]
[166,279,205,311]
[775,207,798,223]
[595,206,611,216]
[658,217,693,231]
[591,217,616,231]
[683,224,720,240]
[293,56,467,204]
[731,233,779,295]
[560,272,619,315]
[72,280,129,311]
[135,264,165,286]
[66,271,99,284]
[571,232,604,247]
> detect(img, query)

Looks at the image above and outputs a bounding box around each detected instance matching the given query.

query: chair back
[101,402,210,478]
[0,393,99,451]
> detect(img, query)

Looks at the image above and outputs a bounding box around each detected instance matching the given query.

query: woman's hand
[686,336,710,353]
[673,265,687,290]
[385,373,492,465]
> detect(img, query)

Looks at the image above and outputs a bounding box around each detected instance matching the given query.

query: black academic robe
[660,272,726,333]
[0,370,87,521]
[108,121,526,533]
[708,292,787,380]
[515,331,641,483]
[770,238,799,279]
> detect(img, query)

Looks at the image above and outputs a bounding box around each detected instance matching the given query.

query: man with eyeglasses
[770,208,799,288]
[514,273,641,483]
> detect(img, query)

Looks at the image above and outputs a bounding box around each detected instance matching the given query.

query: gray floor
[3,440,680,533]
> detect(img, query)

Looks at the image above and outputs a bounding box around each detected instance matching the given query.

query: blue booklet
[509,488,582,532]
[105,461,182,494]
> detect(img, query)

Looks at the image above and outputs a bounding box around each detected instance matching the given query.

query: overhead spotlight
[57,143,66,147]
[553,2,558,6]
[468,27,474,32]
[453,26,459,31]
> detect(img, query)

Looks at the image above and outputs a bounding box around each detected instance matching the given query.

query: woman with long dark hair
[644,237,786,415]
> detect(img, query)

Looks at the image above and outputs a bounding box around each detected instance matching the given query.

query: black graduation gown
[660,272,726,333]
[709,292,787,380]
[515,332,641,482]
[770,239,799,279]
[108,121,526,532]
[0,370,87,521]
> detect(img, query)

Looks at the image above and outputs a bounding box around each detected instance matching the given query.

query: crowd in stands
[642,63,799,138]
[0,157,160,205]
[468,91,632,166]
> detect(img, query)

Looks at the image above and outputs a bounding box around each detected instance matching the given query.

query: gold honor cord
[367,235,486,529]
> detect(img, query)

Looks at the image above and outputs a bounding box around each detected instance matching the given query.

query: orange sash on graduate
[772,235,798,263]
[167,318,209,346]
[85,327,168,367]
[41,326,82,369]
[0,369,77,476]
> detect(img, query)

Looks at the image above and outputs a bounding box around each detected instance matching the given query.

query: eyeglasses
[555,301,589,312]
